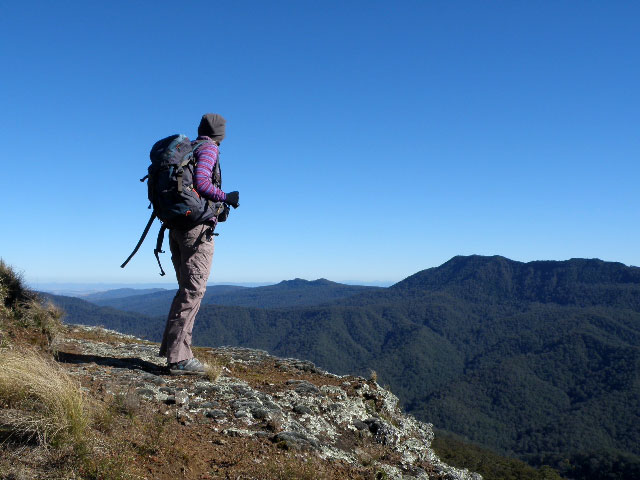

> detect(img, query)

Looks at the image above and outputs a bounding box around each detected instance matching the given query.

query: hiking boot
[168,357,206,375]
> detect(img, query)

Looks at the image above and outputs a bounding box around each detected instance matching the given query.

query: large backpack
[121,134,225,275]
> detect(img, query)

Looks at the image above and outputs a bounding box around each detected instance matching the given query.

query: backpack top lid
[150,134,193,167]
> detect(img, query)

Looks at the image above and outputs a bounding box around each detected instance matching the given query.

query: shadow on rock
[56,351,166,375]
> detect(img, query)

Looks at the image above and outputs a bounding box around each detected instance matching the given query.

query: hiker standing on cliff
[158,113,240,374]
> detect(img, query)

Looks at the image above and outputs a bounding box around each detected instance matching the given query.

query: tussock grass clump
[195,348,225,382]
[0,348,88,446]
[0,259,62,349]
[204,358,223,382]
[15,300,62,345]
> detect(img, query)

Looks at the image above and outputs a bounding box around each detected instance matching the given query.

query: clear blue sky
[1,1,638,286]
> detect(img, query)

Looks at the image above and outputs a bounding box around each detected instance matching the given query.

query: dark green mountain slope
[194,303,464,395]
[89,285,245,316]
[90,279,380,315]
[42,293,164,339]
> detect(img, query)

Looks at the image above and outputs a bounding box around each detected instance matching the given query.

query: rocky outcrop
[55,325,481,480]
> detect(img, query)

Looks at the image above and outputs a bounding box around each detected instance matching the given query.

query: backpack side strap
[120,212,157,269]
[154,224,167,276]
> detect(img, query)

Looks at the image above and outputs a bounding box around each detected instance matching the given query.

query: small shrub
[79,447,133,480]
[91,391,141,433]
[113,390,142,419]
[138,413,170,456]
[92,401,117,434]
[18,300,63,347]
[205,359,223,382]
[0,259,25,310]
[0,260,63,350]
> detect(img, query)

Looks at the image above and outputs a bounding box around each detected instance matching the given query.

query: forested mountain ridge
[336,255,640,307]
[46,255,640,479]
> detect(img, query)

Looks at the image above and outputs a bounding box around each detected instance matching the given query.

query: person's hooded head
[198,113,226,143]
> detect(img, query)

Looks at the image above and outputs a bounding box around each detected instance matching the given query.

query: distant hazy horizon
[30,251,640,297]
[32,278,395,297]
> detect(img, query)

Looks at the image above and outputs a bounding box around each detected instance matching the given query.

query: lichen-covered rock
[272,431,321,450]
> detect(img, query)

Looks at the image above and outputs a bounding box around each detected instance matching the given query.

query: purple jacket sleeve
[193,139,226,202]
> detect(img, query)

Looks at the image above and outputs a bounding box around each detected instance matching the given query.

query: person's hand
[217,205,230,222]
[225,191,240,209]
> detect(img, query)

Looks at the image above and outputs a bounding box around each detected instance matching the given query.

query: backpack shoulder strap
[188,139,207,163]
[175,139,205,192]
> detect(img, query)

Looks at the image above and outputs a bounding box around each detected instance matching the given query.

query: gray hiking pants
[159,223,214,363]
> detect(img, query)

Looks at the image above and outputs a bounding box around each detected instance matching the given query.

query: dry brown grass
[263,453,322,479]
[194,348,225,382]
[0,348,88,446]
